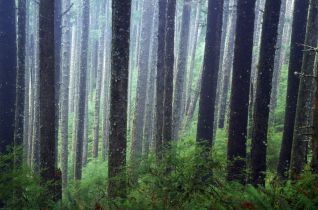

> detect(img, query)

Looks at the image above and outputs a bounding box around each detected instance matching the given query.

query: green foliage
[0,152,57,209]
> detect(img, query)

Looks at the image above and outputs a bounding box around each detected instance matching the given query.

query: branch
[299,43,318,53]
[61,3,74,17]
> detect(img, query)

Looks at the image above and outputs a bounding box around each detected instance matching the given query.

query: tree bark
[74,0,90,181]
[227,0,256,184]
[196,0,224,148]
[172,0,192,140]
[108,0,131,199]
[277,0,310,180]
[251,0,281,186]
[290,0,318,179]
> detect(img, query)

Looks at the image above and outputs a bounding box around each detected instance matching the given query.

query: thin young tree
[251,0,281,186]
[227,0,256,184]
[14,0,27,163]
[131,0,155,162]
[312,47,318,172]
[108,0,132,199]
[172,0,192,140]
[74,0,90,180]
[290,0,318,179]
[196,0,224,148]
[277,0,310,179]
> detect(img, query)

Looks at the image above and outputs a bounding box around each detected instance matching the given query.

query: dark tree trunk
[14,0,27,164]
[163,0,176,145]
[155,0,168,157]
[196,0,224,148]
[227,0,256,184]
[290,0,318,179]
[131,0,155,162]
[74,0,90,180]
[39,0,61,201]
[312,53,318,172]
[172,0,192,140]
[277,0,310,180]
[108,0,131,199]
[250,0,281,186]
[0,0,17,155]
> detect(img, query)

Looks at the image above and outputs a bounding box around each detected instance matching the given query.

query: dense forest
[1,0,318,209]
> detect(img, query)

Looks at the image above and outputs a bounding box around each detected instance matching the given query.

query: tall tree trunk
[39,0,61,201]
[0,0,17,155]
[74,0,90,181]
[227,0,256,184]
[93,0,107,159]
[108,0,131,199]
[290,0,318,179]
[172,0,192,140]
[196,0,224,148]
[251,0,281,186]
[14,0,27,164]
[277,0,310,179]
[218,0,237,129]
[269,0,287,117]
[155,0,168,157]
[163,0,176,146]
[312,50,318,172]
[143,6,158,156]
[60,0,72,189]
[131,0,155,162]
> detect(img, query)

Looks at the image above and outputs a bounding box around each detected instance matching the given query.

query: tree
[131,0,155,162]
[312,48,318,172]
[172,0,192,140]
[0,0,17,155]
[60,0,73,189]
[227,0,256,184]
[74,0,90,180]
[218,0,237,129]
[108,0,132,199]
[251,0,281,186]
[196,0,224,148]
[39,0,60,201]
[163,0,176,145]
[14,0,27,163]
[155,0,168,157]
[290,0,318,179]
[277,0,310,179]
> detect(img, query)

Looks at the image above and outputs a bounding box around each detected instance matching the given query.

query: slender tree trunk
[74,0,90,181]
[14,0,27,164]
[93,0,107,159]
[218,1,237,129]
[251,0,281,186]
[312,53,318,172]
[269,0,287,117]
[290,0,318,179]
[196,0,224,148]
[277,0,310,179]
[108,0,131,199]
[163,0,177,146]
[60,0,72,189]
[155,0,168,158]
[131,0,155,162]
[227,0,256,184]
[172,0,192,140]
